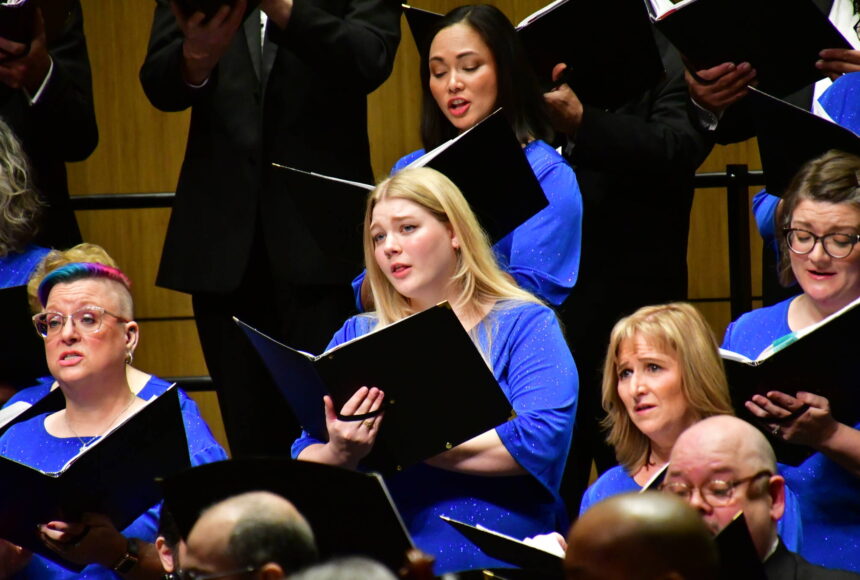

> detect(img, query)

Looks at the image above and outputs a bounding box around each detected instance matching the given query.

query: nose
[448,70,463,93]
[383,234,401,257]
[808,238,831,263]
[686,486,713,515]
[59,315,80,343]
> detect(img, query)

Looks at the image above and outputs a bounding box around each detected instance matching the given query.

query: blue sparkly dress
[351,140,583,307]
[723,298,860,572]
[292,300,578,574]
[0,375,228,579]
[578,464,804,551]
[0,245,50,289]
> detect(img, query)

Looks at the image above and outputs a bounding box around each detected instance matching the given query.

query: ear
[448,226,460,251]
[125,320,139,354]
[256,562,285,580]
[154,536,175,573]
[768,474,786,523]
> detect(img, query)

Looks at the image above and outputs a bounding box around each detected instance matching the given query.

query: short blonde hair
[600,303,733,473]
[363,167,540,327]
[27,243,128,314]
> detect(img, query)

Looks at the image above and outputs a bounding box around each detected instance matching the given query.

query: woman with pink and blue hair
[0,260,226,579]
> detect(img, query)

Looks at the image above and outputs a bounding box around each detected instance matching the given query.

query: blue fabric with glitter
[0,245,50,289]
[723,298,860,572]
[0,375,227,579]
[292,300,577,574]
[350,140,583,308]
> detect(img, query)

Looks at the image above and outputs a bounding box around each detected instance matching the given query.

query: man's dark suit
[558,28,714,513]
[766,541,860,579]
[1,0,97,249]
[140,0,400,456]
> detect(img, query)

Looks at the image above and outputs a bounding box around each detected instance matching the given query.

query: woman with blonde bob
[293,167,578,574]
[580,303,733,512]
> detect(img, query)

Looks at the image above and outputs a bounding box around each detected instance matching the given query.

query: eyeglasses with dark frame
[32,306,130,338]
[784,228,860,259]
[659,470,773,507]
[173,565,257,580]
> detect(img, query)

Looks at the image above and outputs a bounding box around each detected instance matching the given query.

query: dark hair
[228,513,318,574]
[419,5,554,150]
[778,149,860,286]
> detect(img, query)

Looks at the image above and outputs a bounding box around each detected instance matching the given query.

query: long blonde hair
[600,303,733,473]
[363,167,540,327]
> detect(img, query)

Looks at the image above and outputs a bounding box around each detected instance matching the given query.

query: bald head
[667,416,784,560]
[565,492,718,580]
[183,491,318,579]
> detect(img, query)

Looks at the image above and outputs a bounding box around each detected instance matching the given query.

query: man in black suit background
[140,0,400,457]
[543,27,714,514]
[0,1,97,249]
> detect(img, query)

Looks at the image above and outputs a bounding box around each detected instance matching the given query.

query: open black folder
[646,0,851,98]
[275,109,547,246]
[161,458,414,572]
[748,87,860,197]
[403,1,663,110]
[715,513,767,580]
[0,387,189,571]
[0,284,49,388]
[236,302,512,473]
[721,295,860,466]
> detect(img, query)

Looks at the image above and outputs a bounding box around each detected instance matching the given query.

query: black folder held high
[646,0,851,98]
[0,285,49,388]
[0,387,189,571]
[275,109,548,246]
[162,458,414,572]
[403,1,664,110]
[748,87,860,198]
[236,302,513,473]
[721,295,860,466]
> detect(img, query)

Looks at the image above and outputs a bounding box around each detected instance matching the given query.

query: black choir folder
[748,88,860,198]
[0,0,36,47]
[236,302,512,473]
[0,284,49,388]
[715,513,767,580]
[0,387,189,571]
[646,0,851,98]
[275,109,547,246]
[162,458,414,572]
[720,295,860,466]
[403,0,663,110]
[441,517,564,579]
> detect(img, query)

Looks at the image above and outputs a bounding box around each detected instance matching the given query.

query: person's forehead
[46,278,123,309]
[669,437,739,480]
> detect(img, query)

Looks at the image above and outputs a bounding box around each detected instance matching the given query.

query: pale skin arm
[38,513,164,579]
[423,429,526,476]
[296,387,385,471]
[747,390,860,479]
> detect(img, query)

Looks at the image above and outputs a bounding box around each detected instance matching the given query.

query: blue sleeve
[351,270,367,312]
[498,157,583,306]
[578,466,639,516]
[494,306,578,494]
[180,394,228,466]
[777,479,804,553]
[752,190,780,255]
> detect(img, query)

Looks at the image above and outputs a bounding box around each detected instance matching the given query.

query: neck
[793,293,850,328]
[61,373,136,435]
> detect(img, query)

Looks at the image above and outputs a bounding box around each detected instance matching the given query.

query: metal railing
[71,165,766,390]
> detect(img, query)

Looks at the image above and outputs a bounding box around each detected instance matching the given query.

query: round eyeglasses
[784,228,860,259]
[659,470,772,507]
[32,307,129,338]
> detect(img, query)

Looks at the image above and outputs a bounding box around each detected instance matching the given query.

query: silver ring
[772,426,780,437]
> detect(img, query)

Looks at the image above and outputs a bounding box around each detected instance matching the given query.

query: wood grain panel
[75,208,192,319]
[67,0,190,196]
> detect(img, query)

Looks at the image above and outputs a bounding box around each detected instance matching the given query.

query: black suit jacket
[0,0,97,250]
[140,1,400,294]
[765,541,860,580]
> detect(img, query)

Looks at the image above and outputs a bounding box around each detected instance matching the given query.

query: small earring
[125,351,134,365]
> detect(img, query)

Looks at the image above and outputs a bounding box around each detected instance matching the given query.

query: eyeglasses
[659,470,772,507]
[784,228,860,259]
[174,566,256,580]
[32,306,129,338]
